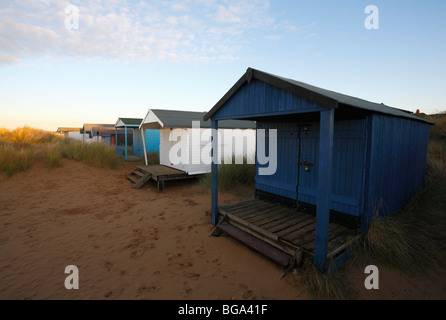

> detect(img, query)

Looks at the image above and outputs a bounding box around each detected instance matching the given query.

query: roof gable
[115,118,143,127]
[204,68,432,125]
[140,108,255,129]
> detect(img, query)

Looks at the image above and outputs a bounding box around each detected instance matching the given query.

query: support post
[314,109,334,272]
[125,126,128,161]
[114,127,117,151]
[141,128,148,165]
[211,120,219,226]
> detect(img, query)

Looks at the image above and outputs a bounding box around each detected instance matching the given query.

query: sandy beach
[1,158,445,300]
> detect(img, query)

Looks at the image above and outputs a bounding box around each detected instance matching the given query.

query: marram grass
[0,143,35,176]
[57,138,121,169]
[0,127,123,175]
[45,143,63,169]
[300,258,354,300]
[0,126,60,146]
[200,156,255,192]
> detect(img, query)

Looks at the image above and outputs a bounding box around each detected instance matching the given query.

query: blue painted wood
[362,114,430,229]
[132,128,143,157]
[326,248,351,274]
[212,79,326,121]
[116,146,124,156]
[124,126,128,160]
[145,129,160,154]
[144,129,160,154]
[255,118,366,217]
[132,129,160,158]
[255,122,299,200]
[314,109,334,272]
[115,127,117,151]
[298,124,319,207]
[330,119,366,216]
[211,120,219,226]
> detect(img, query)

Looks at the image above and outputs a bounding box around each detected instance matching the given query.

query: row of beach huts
[57,68,433,274]
[57,108,257,176]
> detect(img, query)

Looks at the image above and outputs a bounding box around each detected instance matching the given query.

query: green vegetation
[45,143,63,169]
[0,127,54,176]
[146,151,160,165]
[300,259,354,300]
[0,143,35,177]
[0,126,60,146]
[57,138,120,169]
[200,157,255,193]
[0,127,122,176]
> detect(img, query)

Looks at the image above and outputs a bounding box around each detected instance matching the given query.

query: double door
[257,119,365,217]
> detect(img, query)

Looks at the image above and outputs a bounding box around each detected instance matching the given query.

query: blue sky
[1,0,445,131]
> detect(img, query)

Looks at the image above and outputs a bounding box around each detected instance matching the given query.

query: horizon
[1,0,445,131]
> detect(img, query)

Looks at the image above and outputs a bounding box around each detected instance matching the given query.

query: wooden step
[217,223,292,267]
[131,173,152,189]
[126,174,138,183]
[133,170,145,177]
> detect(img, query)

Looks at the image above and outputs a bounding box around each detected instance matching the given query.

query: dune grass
[57,138,121,169]
[0,127,123,174]
[0,127,50,176]
[200,156,255,193]
[0,126,60,146]
[0,143,35,177]
[45,143,63,169]
[146,152,160,165]
[300,259,354,300]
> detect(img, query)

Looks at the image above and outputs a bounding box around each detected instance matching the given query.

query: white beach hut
[139,108,256,175]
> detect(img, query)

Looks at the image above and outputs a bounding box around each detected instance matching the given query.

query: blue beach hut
[114,118,160,161]
[204,68,432,273]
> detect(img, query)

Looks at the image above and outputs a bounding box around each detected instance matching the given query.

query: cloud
[214,0,273,27]
[0,54,21,65]
[0,0,304,64]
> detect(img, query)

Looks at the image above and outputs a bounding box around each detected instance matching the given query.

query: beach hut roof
[90,127,129,137]
[81,124,114,133]
[140,108,256,130]
[56,127,81,133]
[115,118,143,128]
[204,67,433,125]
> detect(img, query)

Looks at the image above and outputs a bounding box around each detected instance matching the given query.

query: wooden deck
[125,155,143,162]
[216,200,358,270]
[127,165,198,192]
